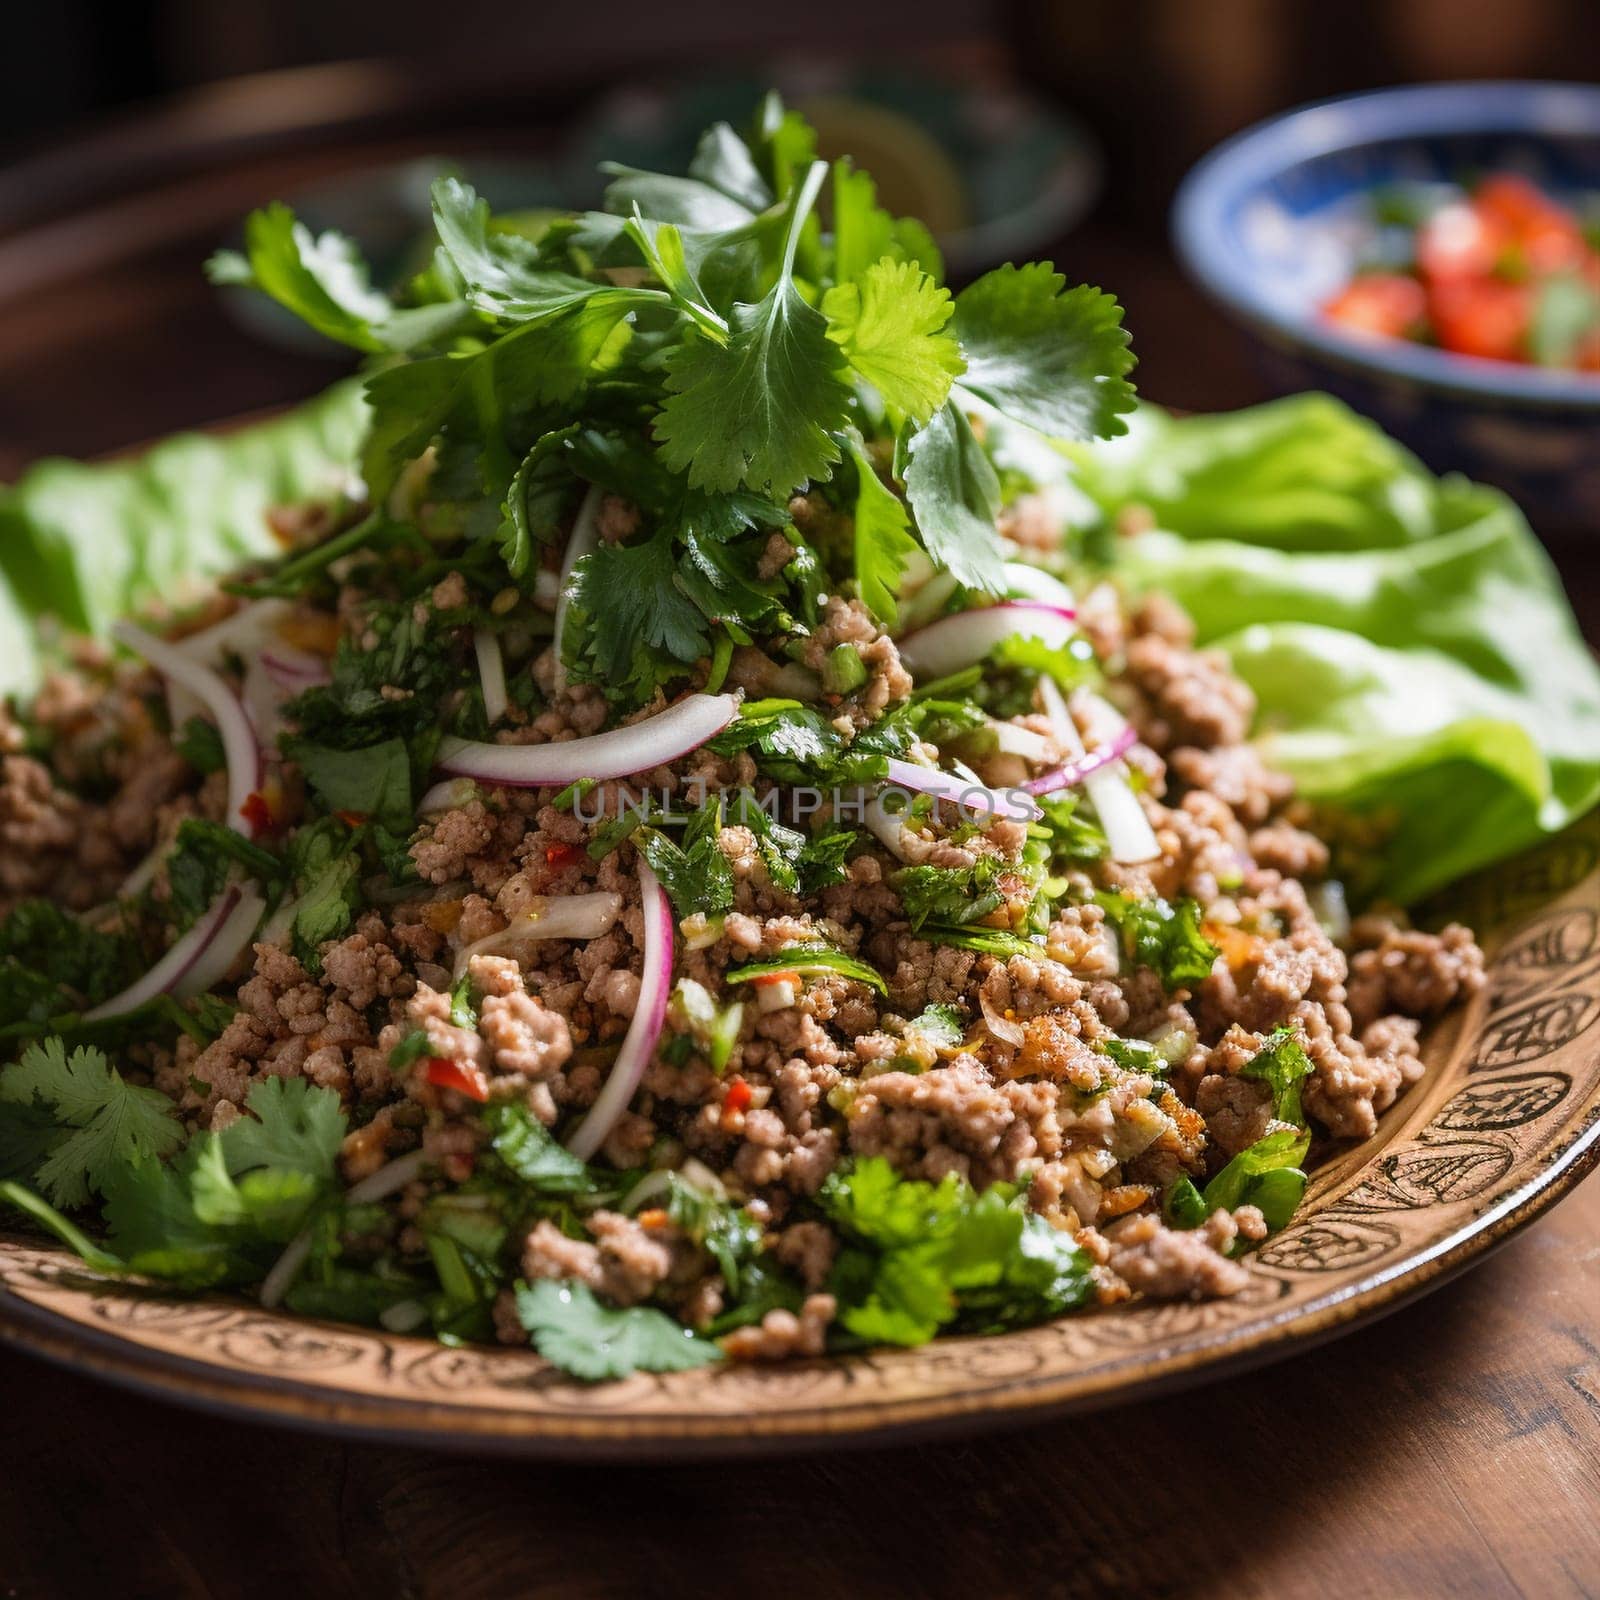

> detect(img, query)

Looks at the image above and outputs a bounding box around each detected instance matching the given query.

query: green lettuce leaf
[1087,397,1600,904]
[0,381,368,697]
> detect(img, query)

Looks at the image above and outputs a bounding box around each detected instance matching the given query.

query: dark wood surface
[2,1177,1595,1600]
[1,66,1597,1600]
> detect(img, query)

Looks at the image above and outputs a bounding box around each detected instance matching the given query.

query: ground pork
[1345,915,1486,1031]
[1101,1209,1254,1299]
[800,597,912,724]
[721,1293,837,1361]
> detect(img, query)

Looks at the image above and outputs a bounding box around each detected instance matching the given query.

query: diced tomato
[748,969,801,988]
[545,842,583,870]
[1416,201,1508,281]
[1323,272,1428,340]
[240,790,275,836]
[423,1056,490,1102]
[334,809,368,828]
[1428,277,1531,362]
[723,1077,753,1113]
[1474,176,1587,276]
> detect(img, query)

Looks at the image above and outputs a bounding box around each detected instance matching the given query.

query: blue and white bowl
[1174,82,1600,534]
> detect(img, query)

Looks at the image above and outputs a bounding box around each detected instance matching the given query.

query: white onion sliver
[1037,679,1160,864]
[896,600,1078,681]
[260,1149,433,1310]
[436,693,738,788]
[551,483,604,694]
[565,862,673,1161]
[882,756,1041,822]
[83,888,240,1020]
[473,628,507,724]
[174,888,266,998]
[858,792,915,861]
[451,892,624,980]
[987,717,1055,763]
[1001,562,1077,609]
[114,621,262,835]
[417,776,480,815]
[979,983,1026,1046]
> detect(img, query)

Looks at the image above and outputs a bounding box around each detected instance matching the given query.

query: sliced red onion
[565,862,672,1161]
[417,776,480,815]
[435,693,738,788]
[83,888,242,1020]
[114,621,262,835]
[882,756,1041,822]
[260,1148,432,1309]
[1038,679,1159,864]
[1021,722,1139,795]
[117,838,172,899]
[551,483,603,693]
[175,887,266,998]
[451,891,624,981]
[166,600,291,725]
[896,600,1078,681]
[1002,562,1077,609]
[260,644,332,692]
[241,656,285,759]
[473,628,508,724]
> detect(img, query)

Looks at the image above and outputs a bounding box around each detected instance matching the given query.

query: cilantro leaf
[165,819,283,930]
[486,1102,601,1196]
[824,257,962,425]
[656,162,851,497]
[1167,1127,1311,1242]
[892,854,1006,932]
[822,1157,1092,1346]
[220,1077,347,1182]
[514,1278,723,1381]
[0,900,143,1025]
[1238,1025,1313,1127]
[953,263,1136,441]
[901,401,1006,593]
[0,1096,65,1185]
[1096,891,1219,990]
[830,159,943,286]
[291,738,414,835]
[845,432,919,625]
[565,528,711,699]
[207,203,462,354]
[0,1039,184,1209]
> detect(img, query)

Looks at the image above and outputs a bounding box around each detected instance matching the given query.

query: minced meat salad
[0,100,1490,1380]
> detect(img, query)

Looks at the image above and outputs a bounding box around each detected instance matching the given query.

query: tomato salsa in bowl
[1174,82,1600,534]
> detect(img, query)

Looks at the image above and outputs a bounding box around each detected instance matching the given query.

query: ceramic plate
[2,809,1597,1457]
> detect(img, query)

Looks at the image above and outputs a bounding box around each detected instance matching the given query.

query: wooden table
[1,66,1597,1600]
[2,1176,1595,1599]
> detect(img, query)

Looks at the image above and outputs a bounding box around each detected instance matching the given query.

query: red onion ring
[83,888,244,1020]
[435,693,739,788]
[114,621,262,834]
[1021,722,1139,795]
[473,628,507,724]
[896,600,1078,681]
[565,861,673,1160]
[882,757,1041,821]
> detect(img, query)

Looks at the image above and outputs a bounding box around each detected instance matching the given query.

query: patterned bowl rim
[1173,79,1600,411]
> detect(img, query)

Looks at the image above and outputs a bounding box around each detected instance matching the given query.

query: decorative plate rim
[3,824,1597,1457]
